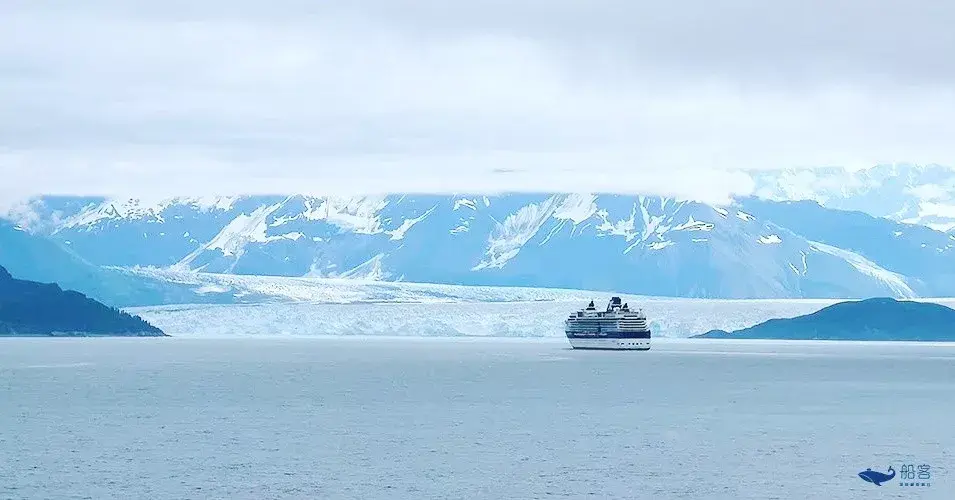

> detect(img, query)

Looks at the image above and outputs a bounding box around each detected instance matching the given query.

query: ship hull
[566,337,650,350]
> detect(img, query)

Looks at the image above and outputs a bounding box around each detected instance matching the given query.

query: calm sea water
[1,337,953,499]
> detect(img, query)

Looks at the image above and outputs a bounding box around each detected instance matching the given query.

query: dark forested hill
[695,297,955,341]
[0,265,165,336]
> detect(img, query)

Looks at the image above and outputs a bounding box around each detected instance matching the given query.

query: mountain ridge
[4,192,951,300]
[694,297,955,341]
[748,163,955,232]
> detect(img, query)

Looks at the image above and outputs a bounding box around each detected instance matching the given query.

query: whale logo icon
[858,466,896,486]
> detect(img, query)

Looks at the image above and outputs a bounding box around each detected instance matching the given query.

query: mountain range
[2,164,954,306]
[749,163,955,232]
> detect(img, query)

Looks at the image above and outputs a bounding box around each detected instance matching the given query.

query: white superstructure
[564,297,651,350]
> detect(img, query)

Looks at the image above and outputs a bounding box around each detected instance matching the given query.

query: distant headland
[0,265,166,337]
[694,297,955,341]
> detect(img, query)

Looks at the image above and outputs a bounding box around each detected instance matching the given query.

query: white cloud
[2,0,955,205]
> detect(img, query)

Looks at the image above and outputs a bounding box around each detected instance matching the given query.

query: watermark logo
[858,466,895,486]
[858,464,932,488]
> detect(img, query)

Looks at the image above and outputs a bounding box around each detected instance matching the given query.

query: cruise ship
[565,297,651,350]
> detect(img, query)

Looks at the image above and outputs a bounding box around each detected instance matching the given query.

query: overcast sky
[2,0,955,205]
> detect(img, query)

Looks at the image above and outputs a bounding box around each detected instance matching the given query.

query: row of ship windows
[568,325,649,331]
[569,317,645,320]
[567,329,648,332]
[566,325,647,328]
[568,319,642,322]
[569,315,644,317]
[567,331,649,334]
[567,321,646,324]
[567,323,644,326]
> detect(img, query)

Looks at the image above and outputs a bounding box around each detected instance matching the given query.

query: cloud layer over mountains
[3,0,955,203]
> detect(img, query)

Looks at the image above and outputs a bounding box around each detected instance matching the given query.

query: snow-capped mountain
[9,193,955,300]
[737,196,955,285]
[748,163,955,232]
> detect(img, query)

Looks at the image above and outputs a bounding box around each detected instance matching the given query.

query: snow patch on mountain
[204,203,281,256]
[473,196,562,270]
[174,202,286,271]
[597,206,639,242]
[553,194,598,224]
[58,196,239,230]
[387,206,436,240]
[297,196,389,234]
[649,240,674,250]
[797,251,809,275]
[636,203,664,242]
[453,198,477,211]
[672,216,714,232]
[264,232,305,242]
[736,210,755,222]
[808,240,915,298]
[539,219,566,246]
[759,234,782,244]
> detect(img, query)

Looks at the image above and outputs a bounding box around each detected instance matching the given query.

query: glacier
[123,266,613,303]
[128,293,955,339]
